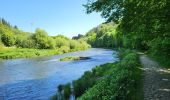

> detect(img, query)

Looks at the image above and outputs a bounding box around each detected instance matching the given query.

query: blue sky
[0,0,104,37]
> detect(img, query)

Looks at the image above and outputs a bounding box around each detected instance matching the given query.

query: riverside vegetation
[52,49,143,100]
[60,56,90,61]
[82,0,170,67]
[1,0,169,99]
[0,18,90,59]
[52,0,169,99]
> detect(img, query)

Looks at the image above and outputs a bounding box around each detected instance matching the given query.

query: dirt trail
[139,55,170,100]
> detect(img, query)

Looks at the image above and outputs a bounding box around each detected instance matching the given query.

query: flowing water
[0,48,118,100]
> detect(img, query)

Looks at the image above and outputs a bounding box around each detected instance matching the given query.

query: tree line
[0,18,90,52]
[83,0,170,66]
[82,22,118,48]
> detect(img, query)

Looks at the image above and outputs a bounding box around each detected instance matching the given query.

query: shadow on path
[139,55,170,100]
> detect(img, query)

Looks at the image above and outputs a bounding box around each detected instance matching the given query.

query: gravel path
[139,55,170,100]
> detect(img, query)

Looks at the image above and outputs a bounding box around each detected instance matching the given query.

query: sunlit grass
[0,48,61,59]
[60,56,90,61]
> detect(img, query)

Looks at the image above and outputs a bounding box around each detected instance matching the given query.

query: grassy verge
[0,48,61,59]
[0,48,88,59]
[52,49,143,100]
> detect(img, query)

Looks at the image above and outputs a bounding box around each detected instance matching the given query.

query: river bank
[0,48,117,99]
[0,48,88,59]
[52,49,143,100]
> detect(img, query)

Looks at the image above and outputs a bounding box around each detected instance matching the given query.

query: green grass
[60,56,90,61]
[0,47,90,59]
[60,56,81,61]
[0,48,62,59]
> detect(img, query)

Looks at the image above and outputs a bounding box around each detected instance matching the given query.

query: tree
[1,31,15,46]
[72,34,84,40]
[54,36,69,48]
[84,0,170,51]
[70,40,80,49]
[0,18,90,51]
[14,25,18,29]
[15,33,36,48]
[84,0,124,22]
[83,23,117,48]
[32,28,54,49]
[1,18,11,27]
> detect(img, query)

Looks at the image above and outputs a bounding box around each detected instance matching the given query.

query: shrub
[63,83,71,99]
[59,46,70,53]
[1,31,15,46]
[77,50,142,100]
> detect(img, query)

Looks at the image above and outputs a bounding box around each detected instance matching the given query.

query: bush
[77,50,142,100]
[1,31,15,46]
[55,37,70,48]
[51,49,142,100]
[63,83,71,99]
[148,37,170,67]
[73,71,95,98]
[59,46,70,53]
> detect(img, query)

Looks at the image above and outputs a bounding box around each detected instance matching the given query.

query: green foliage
[148,37,170,67]
[0,19,90,59]
[0,48,61,59]
[60,56,80,61]
[69,40,79,49]
[53,50,142,100]
[59,46,70,53]
[73,71,95,98]
[77,50,142,100]
[60,56,90,61]
[52,83,71,100]
[84,0,170,67]
[83,23,118,48]
[73,63,113,98]
[1,31,15,46]
[63,83,71,99]
[51,85,64,100]
[15,33,36,48]
[84,0,124,22]
[54,36,70,48]
[0,40,3,48]
[0,18,11,27]
[32,28,54,49]
[77,40,91,50]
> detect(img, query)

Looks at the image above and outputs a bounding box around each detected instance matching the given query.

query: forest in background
[0,18,90,59]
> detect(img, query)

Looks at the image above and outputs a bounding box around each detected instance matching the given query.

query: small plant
[63,83,71,99]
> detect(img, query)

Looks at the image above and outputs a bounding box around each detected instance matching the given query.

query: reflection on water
[0,48,118,100]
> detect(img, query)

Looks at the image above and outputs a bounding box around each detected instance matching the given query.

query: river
[0,48,118,100]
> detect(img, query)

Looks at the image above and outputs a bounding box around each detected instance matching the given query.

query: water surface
[0,48,118,100]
